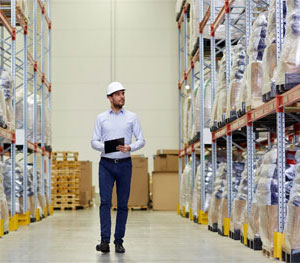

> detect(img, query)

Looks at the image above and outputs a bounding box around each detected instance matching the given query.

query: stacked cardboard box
[112,155,149,208]
[152,150,179,211]
[79,161,93,207]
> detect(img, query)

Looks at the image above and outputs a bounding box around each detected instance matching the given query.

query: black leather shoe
[115,243,125,253]
[96,241,110,253]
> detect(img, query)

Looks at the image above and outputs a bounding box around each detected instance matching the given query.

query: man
[91,82,145,254]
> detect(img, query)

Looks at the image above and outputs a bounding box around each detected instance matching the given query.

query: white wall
[52,0,178,189]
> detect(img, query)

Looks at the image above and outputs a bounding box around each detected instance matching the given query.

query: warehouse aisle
[0,207,272,263]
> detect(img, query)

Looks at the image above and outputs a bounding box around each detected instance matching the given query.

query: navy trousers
[98,158,132,244]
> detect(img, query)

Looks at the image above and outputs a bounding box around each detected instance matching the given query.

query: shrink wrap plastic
[182,87,191,144]
[16,90,52,146]
[179,161,193,212]
[208,162,226,226]
[192,79,212,137]
[0,163,9,233]
[188,98,193,141]
[247,151,265,240]
[226,41,246,119]
[210,54,227,126]
[0,68,14,130]
[244,12,268,110]
[262,0,287,96]
[192,158,213,216]
[274,0,300,87]
[217,161,245,230]
[257,145,297,250]
[45,90,52,146]
[285,163,300,250]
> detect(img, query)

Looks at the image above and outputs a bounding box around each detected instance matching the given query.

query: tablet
[104,137,125,154]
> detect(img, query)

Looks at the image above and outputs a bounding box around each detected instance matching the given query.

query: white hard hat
[106,82,125,96]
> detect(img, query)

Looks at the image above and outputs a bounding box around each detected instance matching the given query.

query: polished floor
[0,207,273,263]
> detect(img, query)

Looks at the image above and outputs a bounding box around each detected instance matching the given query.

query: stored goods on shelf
[217,160,245,233]
[0,68,14,130]
[262,0,287,100]
[274,0,300,90]
[2,156,46,220]
[231,152,264,236]
[210,54,227,127]
[182,86,191,144]
[246,151,265,241]
[245,12,268,110]
[257,145,297,251]
[226,39,247,120]
[16,91,43,143]
[192,156,213,217]
[192,79,211,139]
[0,165,9,233]
[208,162,226,228]
[179,161,193,214]
[285,161,300,251]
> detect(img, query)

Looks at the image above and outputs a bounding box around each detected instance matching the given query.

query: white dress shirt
[91,109,145,159]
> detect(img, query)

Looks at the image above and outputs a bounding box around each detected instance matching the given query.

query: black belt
[101,157,131,164]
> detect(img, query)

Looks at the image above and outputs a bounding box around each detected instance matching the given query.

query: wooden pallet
[262,247,274,258]
[52,152,79,162]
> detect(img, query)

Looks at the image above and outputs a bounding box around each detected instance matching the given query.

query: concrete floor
[0,207,273,263]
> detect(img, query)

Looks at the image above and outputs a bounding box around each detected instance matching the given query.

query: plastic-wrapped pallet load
[230,152,264,239]
[257,145,297,252]
[0,163,9,234]
[208,162,226,230]
[204,79,212,128]
[192,79,211,139]
[246,151,266,244]
[3,158,24,214]
[192,81,200,140]
[226,39,246,121]
[182,86,191,144]
[284,162,300,252]
[210,54,227,128]
[27,94,42,143]
[274,0,300,90]
[245,12,268,110]
[179,161,193,216]
[199,158,213,213]
[192,154,213,219]
[0,68,14,130]
[188,96,193,142]
[262,0,287,101]
[45,90,52,147]
[217,160,245,234]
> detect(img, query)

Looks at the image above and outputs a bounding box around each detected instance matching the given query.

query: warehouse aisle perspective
[0,208,272,263]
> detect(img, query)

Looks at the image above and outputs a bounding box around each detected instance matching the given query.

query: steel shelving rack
[176,0,300,258]
[0,0,52,238]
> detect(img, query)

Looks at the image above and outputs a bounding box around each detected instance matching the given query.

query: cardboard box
[112,156,149,207]
[152,172,178,211]
[156,149,178,155]
[79,161,93,206]
[153,154,178,172]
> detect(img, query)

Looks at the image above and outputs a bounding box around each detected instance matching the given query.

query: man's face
[108,90,125,109]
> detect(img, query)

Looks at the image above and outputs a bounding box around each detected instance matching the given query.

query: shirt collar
[109,108,124,115]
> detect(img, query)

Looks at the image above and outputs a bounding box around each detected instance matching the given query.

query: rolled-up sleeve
[91,116,105,152]
[129,115,145,152]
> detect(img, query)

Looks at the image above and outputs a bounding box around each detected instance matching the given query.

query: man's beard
[113,101,123,109]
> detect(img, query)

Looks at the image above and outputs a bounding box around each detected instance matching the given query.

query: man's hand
[116,145,131,153]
